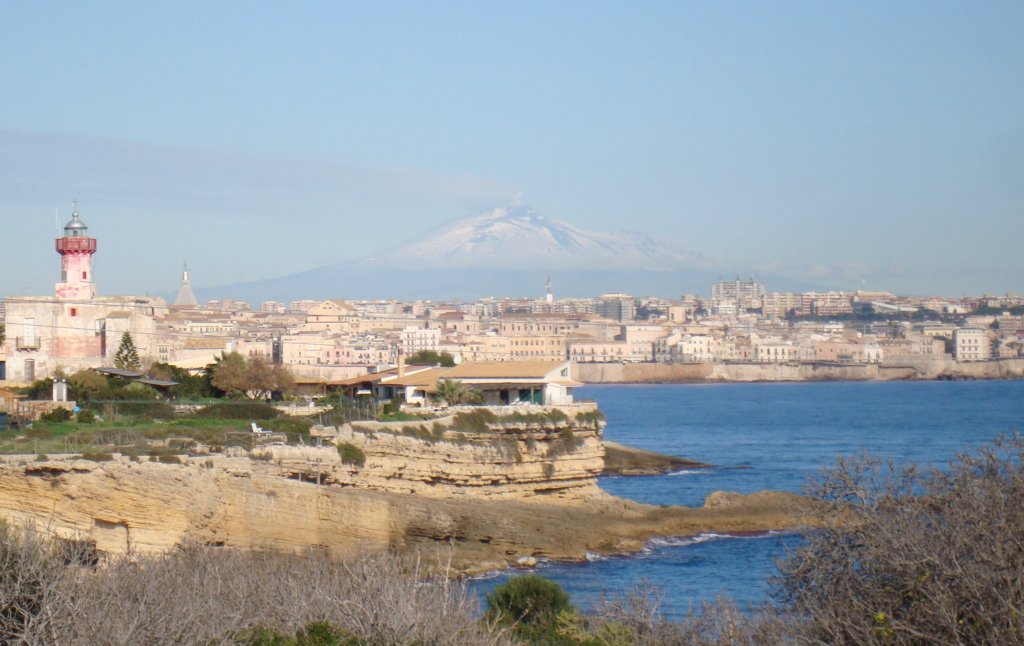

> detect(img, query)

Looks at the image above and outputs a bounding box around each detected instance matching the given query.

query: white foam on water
[647,532,756,549]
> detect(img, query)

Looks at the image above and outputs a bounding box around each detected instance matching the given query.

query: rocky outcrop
[602,441,711,476]
[0,404,813,573]
[232,404,608,501]
[0,454,810,574]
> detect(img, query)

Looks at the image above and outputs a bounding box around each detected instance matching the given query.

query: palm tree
[432,379,483,405]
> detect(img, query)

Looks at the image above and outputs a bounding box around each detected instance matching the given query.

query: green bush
[157,454,183,465]
[544,409,569,424]
[377,411,422,422]
[336,442,366,467]
[232,622,367,645]
[453,409,498,433]
[262,416,313,436]
[196,402,280,421]
[76,409,96,424]
[294,622,365,646]
[117,401,175,420]
[574,410,606,427]
[401,424,440,443]
[559,428,581,451]
[40,407,72,423]
[486,575,575,644]
[431,422,447,441]
[81,452,114,462]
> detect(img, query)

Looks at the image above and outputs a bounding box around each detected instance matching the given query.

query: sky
[2,1,1022,299]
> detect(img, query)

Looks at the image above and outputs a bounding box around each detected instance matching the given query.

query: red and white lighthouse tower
[55,205,97,300]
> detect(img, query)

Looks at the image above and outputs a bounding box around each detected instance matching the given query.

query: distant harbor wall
[575,358,1024,384]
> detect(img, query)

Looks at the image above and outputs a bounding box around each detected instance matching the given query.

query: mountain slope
[201,206,797,301]
[364,206,697,271]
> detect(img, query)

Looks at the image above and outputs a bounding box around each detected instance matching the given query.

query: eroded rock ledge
[0,455,808,574]
[0,405,810,573]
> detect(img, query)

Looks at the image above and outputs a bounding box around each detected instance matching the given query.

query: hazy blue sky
[2,1,1021,298]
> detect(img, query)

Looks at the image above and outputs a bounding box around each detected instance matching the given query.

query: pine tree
[113,332,141,370]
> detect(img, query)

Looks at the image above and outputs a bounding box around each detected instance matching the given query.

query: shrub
[431,422,447,441]
[34,454,49,462]
[232,622,367,645]
[401,424,440,443]
[775,435,1024,645]
[574,410,605,426]
[543,409,568,424]
[40,408,72,423]
[75,409,96,424]
[157,455,183,465]
[294,621,365,646]
[377,411,422,422]
[336,443,366,467]
[262,416,313,438]
[486,575,575,644]
[81,452,114,462]
[195,402,280,421]
[116,401,175,420]
[453,409,498,433]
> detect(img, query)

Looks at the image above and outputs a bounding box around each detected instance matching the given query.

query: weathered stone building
[3,208,161,382]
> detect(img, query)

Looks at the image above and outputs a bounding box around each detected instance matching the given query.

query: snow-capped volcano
[368,206,696,271]
[206,205,728,301]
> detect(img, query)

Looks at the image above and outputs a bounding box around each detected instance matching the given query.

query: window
[70,308,77,317]
[23,318,35,346]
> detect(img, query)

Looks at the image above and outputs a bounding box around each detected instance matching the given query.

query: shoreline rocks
[601,441,711,476]
[0,455,811,575]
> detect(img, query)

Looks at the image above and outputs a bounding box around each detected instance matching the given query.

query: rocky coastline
[0,402,815,574]
[0,454,808,575]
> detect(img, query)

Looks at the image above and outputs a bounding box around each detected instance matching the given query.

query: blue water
[471,381,1024,616]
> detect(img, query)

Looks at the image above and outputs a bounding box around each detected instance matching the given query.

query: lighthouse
[54,205,97,300]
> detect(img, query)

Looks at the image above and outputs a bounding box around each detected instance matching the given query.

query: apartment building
[954,328,991,361]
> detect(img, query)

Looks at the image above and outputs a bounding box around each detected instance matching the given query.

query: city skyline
[2,2,1022,298]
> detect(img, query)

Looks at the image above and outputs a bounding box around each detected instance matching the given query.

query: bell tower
[55,203,97,300]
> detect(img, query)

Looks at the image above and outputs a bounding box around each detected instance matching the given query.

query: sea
[469,380,1024,617]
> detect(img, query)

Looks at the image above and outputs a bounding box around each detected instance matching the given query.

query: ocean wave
[585,551,608,562]
[666,469,705,476]
[648,533,726,548]
[647,530,788,549]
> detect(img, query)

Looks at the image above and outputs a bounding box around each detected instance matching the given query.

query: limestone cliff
[0,454,807,574]
[0,404,810,573]
[293,407,606,500]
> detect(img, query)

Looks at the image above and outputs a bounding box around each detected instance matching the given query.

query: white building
[954,328,991,361]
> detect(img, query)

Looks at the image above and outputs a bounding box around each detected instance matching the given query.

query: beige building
[302,300,359,333]
[954,328,991,361]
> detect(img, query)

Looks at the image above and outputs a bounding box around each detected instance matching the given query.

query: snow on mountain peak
[376,206,694,271]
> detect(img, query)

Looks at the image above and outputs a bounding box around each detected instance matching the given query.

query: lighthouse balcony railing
[55,238,97,253]
[15,337,40,351]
